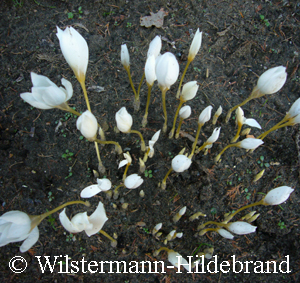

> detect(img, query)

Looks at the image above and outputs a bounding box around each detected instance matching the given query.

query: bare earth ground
[0,0,300,282]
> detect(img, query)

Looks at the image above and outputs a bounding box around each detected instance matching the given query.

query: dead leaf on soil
[140,8,168,28]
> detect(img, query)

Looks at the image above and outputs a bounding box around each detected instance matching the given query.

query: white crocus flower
[256,66,287,95]
[115,107,133,133]
[118,152,132,169]
[124,174,144,189]
[180,81,199,101]
[172,155,192,173]
[212,105,223,125]
[227,221,257,235]
[0,211,39,253]
[80,178,112,198]
[56,26,88,81]
[20,72,73,110]
[179,105,192,120]
[155,52,180,91]
[76,110,98,141]
[238,138,264,150]
[148,130,161,158]
[287,97,300,118]
[217,228,234,240]
[147,35,162,58]
[262,186,294,206]
[236,107,261,129]
[168,250,190,271]
[206,127,221,146]
[199,105,213,125]
[188,28,202,61]
[59,202,108,237]
[145,55,157,86]
[121,44,130,68]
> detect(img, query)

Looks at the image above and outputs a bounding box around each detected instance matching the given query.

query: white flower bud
[121,44,130,68]
[206,127,221,144]
[76,110,98,141]
[168,250,190,271]
[287,98,300,118]
[179,105,192,119]
[145,55,156,86]
[238,138,264,150]
[115,107,133,133]
[227,221,257,235]
[171,154,192,173]
[199,105,213,125]
[256,66,287,95]
[263,186,294,206]
[188,28,202,61]
[124,174,144,189]
[147,35,162,58]
[155,52,179,90]
[180,81,199,101]
[56,26,89,81]
[179,206,187,216]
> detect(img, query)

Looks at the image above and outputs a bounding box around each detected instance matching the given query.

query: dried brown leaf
[140,8,168,28]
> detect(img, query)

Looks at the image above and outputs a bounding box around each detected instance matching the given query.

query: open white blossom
[20,72,73,110]
[59,202,108,237]
[80,178,112,198]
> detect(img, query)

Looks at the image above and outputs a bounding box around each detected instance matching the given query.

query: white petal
[97,178,112,191]
[151,130,161,142]
[20,226,39,253]
[85,202,108,237]
[243,118,261,129]
[31,72,57,88]
[61,78,73,101]
[20,92,53,109]
[145,55,156,86]
[206,127,221,144]
[217,228,234,239]
[288,98,300,118]
[0,211,31,225]
[59,209,84,233]
[80,185,101,198]
[118,160,128,169]
[71,212,93,232]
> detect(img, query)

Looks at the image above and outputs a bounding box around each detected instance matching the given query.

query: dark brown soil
[0,0,299,282]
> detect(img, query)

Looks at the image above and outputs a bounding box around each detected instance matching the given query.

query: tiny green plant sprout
[1,23,296,273]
